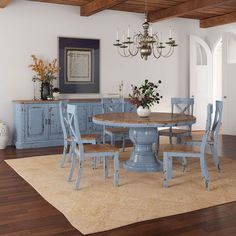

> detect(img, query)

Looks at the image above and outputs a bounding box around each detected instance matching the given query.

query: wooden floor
[0,135,236,236]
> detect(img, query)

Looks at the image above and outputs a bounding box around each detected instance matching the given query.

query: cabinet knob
[223,96,227,99]
[191,95,194,98]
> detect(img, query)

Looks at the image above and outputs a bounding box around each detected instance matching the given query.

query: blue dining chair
[162,103,213,190]
[101,97,129,152]
[59,101,101,168]
[67,104,120,190]
[159,97,194,144]
[184,100,223,172]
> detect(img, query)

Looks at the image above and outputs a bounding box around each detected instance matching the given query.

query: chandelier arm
[161,45,174,58]
[152,47,162,59]
[150,35,162,58]
[128,34,140,56]
[155,44,163,56]
[152,34,160,44]
[128,42,139,56]
[117,47,130,57]
[129,47,139,56]
[162,47,175,58]
[122,47,132,57]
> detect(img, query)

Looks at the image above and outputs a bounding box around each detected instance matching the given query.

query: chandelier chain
[145,0,148,17]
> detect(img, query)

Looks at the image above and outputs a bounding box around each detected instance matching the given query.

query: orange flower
[29,55,59,82]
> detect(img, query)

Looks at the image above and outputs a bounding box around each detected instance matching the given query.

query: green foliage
[129,79,163,108]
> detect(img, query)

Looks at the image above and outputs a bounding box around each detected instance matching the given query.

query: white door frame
[190,35,213,130]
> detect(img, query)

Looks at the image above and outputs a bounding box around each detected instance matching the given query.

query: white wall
[0,0,206,143]
[204,22,236,52]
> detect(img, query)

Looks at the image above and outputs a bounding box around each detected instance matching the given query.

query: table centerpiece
[129,79,163,117]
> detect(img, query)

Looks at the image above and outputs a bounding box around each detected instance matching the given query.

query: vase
[137,106,151,117]
[0,123,9,149]
[40,82,51,100]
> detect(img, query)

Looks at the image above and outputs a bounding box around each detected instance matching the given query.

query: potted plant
[29,55,59,100]
[129,79,163,117]
[52,87,60,100]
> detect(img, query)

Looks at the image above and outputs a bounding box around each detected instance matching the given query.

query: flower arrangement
[129,79,163,108]
[29,55,59,83]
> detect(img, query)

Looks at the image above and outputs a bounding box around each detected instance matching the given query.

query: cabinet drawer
[25,105,48,141]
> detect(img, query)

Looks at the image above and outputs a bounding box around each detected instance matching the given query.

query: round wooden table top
[93,112,196,128]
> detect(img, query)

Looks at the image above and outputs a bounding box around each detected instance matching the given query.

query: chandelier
[113,0,178,60]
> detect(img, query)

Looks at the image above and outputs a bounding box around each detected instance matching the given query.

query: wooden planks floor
[0,135,236,236]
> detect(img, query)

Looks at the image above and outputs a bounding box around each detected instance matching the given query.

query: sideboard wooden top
[13,98,129,104]
[13,99,102,104]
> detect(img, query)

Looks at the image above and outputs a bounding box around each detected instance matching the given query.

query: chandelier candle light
[113,0,178,60]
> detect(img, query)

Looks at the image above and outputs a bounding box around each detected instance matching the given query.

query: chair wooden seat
[105,127,129,134]
[81,133,101,141]
[66,134,101,142]
[76,144,119,154]
[182,136,214,144]
[159,128,190,136]
[161,144,200,153]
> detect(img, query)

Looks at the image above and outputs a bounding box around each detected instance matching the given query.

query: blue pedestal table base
[123,127,162,172]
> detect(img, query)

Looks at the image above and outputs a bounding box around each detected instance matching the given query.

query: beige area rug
[5,148,236,235]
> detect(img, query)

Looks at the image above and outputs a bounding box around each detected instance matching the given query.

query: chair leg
[169,135,173,145]
[110,134,115,146]
[181,157,187,172]
[163,152,172,188]
[68,146,77,182]
[91,141,98,169]
[103,132,106,144]
[210,143,220,172]
[155,134,160,159]
[75,156,84,190]
[104,156,108,178]
[177,136,182,144]
[60,141,68,168]
[67,142,73,162]
[113,153,119,187]
[122,135,125,152]
[92,157,97,169]
[199,154,210,190]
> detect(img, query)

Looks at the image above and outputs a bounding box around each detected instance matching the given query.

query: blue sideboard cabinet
[13,99,135,149]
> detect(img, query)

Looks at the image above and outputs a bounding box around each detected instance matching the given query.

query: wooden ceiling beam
[81,0,127,16]
[0,0,11,8]
[148,0,228,23]
[200,11,236,28]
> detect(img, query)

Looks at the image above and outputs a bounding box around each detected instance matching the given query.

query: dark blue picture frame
[58,37,100,93]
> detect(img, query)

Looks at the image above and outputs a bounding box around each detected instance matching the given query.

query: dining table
[93,112,196,172]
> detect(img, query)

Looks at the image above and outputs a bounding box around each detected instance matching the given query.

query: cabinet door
[90,103,103,133]
[125,102,136,112]
[48,104,63,140]
[25,104,48,141]
[76,104,89,134]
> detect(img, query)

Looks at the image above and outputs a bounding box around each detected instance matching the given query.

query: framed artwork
[58,37,100,93]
